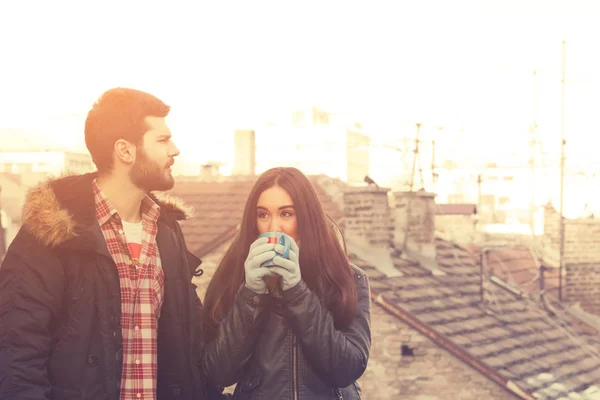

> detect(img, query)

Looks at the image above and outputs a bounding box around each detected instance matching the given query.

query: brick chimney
[343,186,401,277]
[233,129,256,176]
[543,202,600,316]
[543,202,561,249]
[343,186,393,248]
[393,190,439,271]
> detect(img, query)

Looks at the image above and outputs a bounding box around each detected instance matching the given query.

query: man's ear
[114,139,136,165]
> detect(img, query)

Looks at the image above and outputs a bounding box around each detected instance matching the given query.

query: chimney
[343,186,401,277]
[543,202,561,249]
[343,186,393,248]
[543,202,600,316]
[233,129,256,176]
[199,163,221,182]
[393,190,441,273]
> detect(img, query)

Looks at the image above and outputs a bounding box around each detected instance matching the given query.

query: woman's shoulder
[348,263,368,281]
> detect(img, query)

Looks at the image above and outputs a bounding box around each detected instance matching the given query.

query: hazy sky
[1,0,599,162]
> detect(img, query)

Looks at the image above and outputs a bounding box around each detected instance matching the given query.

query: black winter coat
[0,174,222,400]
[204,265,371,399]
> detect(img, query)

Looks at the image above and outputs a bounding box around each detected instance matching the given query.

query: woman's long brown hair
[203,167,357,340]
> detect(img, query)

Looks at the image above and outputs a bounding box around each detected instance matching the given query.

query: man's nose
[169,141,180,157]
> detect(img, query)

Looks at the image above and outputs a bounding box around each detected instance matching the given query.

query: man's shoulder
[5,225,58,258]
[21,173,97,249]
[0,225,63,280]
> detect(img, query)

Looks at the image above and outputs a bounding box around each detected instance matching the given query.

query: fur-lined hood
[22,173,193,249]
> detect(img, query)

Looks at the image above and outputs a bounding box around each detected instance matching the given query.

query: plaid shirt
[93,180,165,400]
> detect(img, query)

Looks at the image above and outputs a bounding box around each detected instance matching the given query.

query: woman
[203,167,371,399]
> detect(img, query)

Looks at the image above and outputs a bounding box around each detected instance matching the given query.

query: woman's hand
[244,237,276,294]
[269,235,302,291]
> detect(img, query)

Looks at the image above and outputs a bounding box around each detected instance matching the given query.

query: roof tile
[354,236,600,398]
[171,176,344,256]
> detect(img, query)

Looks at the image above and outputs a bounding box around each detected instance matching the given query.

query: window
[443,160,458,169]
[448,194,465,203]
[401,344,415,357]
[292,111,306,128]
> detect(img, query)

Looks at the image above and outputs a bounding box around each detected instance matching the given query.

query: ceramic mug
[259,232,291,297]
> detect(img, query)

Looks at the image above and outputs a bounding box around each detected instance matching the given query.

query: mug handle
[278,235,291,259]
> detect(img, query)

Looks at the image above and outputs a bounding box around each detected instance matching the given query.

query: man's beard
[130,148,175,192]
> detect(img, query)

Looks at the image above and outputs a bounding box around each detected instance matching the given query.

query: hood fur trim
[151,191,195,220]
[23,180,77,248]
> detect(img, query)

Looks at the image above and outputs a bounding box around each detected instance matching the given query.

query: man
[0,185,7,263]
[0,88,222,399]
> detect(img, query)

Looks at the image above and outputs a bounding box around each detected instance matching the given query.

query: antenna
[408,123,423,192]
[402,123,422,251]
[477,174,483,232]
[529,70,538,236]
[431,139,438,185]
[559,40,567,302]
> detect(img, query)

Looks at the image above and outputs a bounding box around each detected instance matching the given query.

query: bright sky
[1,0,600,164]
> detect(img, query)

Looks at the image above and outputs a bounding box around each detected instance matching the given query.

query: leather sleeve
[282,267,371,388]
[203,285,269,388]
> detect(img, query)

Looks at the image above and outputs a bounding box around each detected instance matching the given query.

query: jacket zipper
[334,387,343,399]
[292,332,298,400]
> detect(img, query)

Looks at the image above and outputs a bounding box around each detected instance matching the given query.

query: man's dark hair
[84,88,170,174]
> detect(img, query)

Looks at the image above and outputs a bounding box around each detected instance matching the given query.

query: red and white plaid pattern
[93,180,165,400]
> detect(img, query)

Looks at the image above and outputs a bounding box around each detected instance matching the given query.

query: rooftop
[173,177,600,399]
[170,175,344,256]
[353,239,600,399]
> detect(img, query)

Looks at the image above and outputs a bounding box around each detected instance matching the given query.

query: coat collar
[22,172,193,249]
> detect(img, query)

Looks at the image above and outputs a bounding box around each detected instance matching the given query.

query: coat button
[87,355,99,366]
[241,375,261,392]
[169,385,182,397]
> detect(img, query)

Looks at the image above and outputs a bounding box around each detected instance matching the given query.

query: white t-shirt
[122,220,143,263]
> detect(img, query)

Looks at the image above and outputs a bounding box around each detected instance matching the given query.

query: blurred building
[233,129,256,176]
[0,150,94,184]
[0,150,95,235]
[252,107,370,184]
